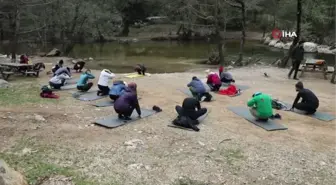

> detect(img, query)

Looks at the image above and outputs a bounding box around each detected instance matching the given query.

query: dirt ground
[0,59,335,185]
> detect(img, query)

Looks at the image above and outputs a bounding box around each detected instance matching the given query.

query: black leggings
[288,60,301,79]
[49,79,65,89]
[175,105,207,120]
[97,85,110,96]
[207,83,221,91]
[294,102,318,114]
[115,107,134,118]
[77,82,93,92]
[109,95,120,101]
[136,68,146,75]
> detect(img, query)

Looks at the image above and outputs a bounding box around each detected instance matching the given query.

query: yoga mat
[167,109,210,131]
[72,91,107,101]
[67,78,78,84]
[94,97,142,107]
[94,108,156,128]
[125,73,151,78]
[222,83,250,91]
[227,106,287,131]
[282,102,335,122]
[53,84,77,91]
[178,88,215,101]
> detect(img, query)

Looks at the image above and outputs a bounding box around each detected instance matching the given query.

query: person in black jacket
[288,41,305,80]
[291,81,319,114]
[134,64,146,75]
[175,97,208,120]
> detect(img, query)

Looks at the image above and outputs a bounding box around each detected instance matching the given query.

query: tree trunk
[236,2,245,66]
[331,64,336,84]
[280,0,301,67]
[120,18,130,36]
[10,7,20,61]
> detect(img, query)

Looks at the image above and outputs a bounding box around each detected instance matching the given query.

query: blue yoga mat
[227,106,287,131]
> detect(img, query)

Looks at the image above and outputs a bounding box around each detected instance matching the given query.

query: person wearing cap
[134,64,146,75]
[206,71,221,91]
[247,92,273,121]
[187,76,212,102]
[97,69,116,96]
[291,81,319,114]
[109,80,127,101]
[77,69,95,92]
[114,82,141,120]
[288,40,305,80]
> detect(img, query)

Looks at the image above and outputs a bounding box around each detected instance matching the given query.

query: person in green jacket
[247,92,273,121]
[77,69,95,92]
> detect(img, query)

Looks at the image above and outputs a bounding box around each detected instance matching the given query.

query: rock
[38,175,74,185]
[317,45,333,54]
[124,139,144,149]
[198,141,205,146]
[268,39,279,46]
[274,42,285,49]
[88,57,93,61]
[128,163,144,170]
[227,65,234,70]
[319,161,326,166]
[331,48,336,55]
[46,48,61,57]
[263,37,271,45]
[34,114,46,122]
[0,79,9,88]
[283,42,293,50]
[303,42,318,53]
[0,159,28,185]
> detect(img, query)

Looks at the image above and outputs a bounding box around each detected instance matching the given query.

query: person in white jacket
[49,73,71,89]
[97,69,115,96]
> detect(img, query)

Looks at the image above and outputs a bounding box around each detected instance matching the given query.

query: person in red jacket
[206,71,221,91]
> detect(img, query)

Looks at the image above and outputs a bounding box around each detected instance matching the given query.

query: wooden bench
[300,59,329,80]
[0,68,14,80]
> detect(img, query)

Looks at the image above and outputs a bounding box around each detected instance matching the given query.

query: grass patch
[0,138,96,185]
[0,83,60,106]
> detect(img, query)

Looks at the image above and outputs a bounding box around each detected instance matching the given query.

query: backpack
[172,116,200,131]
[41,85,52,94]
[272,99,287,110]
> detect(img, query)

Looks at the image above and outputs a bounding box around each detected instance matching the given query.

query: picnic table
[0,62,40,80]
[300,59,329,80]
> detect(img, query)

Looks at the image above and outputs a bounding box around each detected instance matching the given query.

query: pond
[1,40,334,73]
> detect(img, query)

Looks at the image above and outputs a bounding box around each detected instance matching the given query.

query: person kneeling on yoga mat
[109,80,127,101]
[291,81,319,115]
[187,76,212,102]
[247,92,273,121]
[206,71,221,91]
[77,70,95,92]
[54,67,71,77]
[97,69,115,96]
[134,64,146,75]
[220,67,235,84]
[49,73,70,89]
[173,97,208,131]
[114,82,141,120]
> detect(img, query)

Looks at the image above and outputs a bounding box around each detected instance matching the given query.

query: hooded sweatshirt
[77,72,95,86]
[114,87,141,115]
[49,73,70,84]
[187,78,206,94]
[220,72,233,80]
[247,93,273,118]
[98,69,115,86]
[207,73,221,85]
[109,81,126,96]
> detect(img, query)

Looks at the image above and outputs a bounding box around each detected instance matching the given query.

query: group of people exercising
[48,60,320,126]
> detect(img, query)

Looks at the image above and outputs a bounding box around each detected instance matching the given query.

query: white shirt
[98,69,115,86]
[49,73,70,84]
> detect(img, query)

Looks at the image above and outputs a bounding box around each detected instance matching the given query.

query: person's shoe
[118,114,124,119]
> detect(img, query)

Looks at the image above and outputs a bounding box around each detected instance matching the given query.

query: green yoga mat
[94,108,157,128]
[282,102,335,122]
[227,106,287,131]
